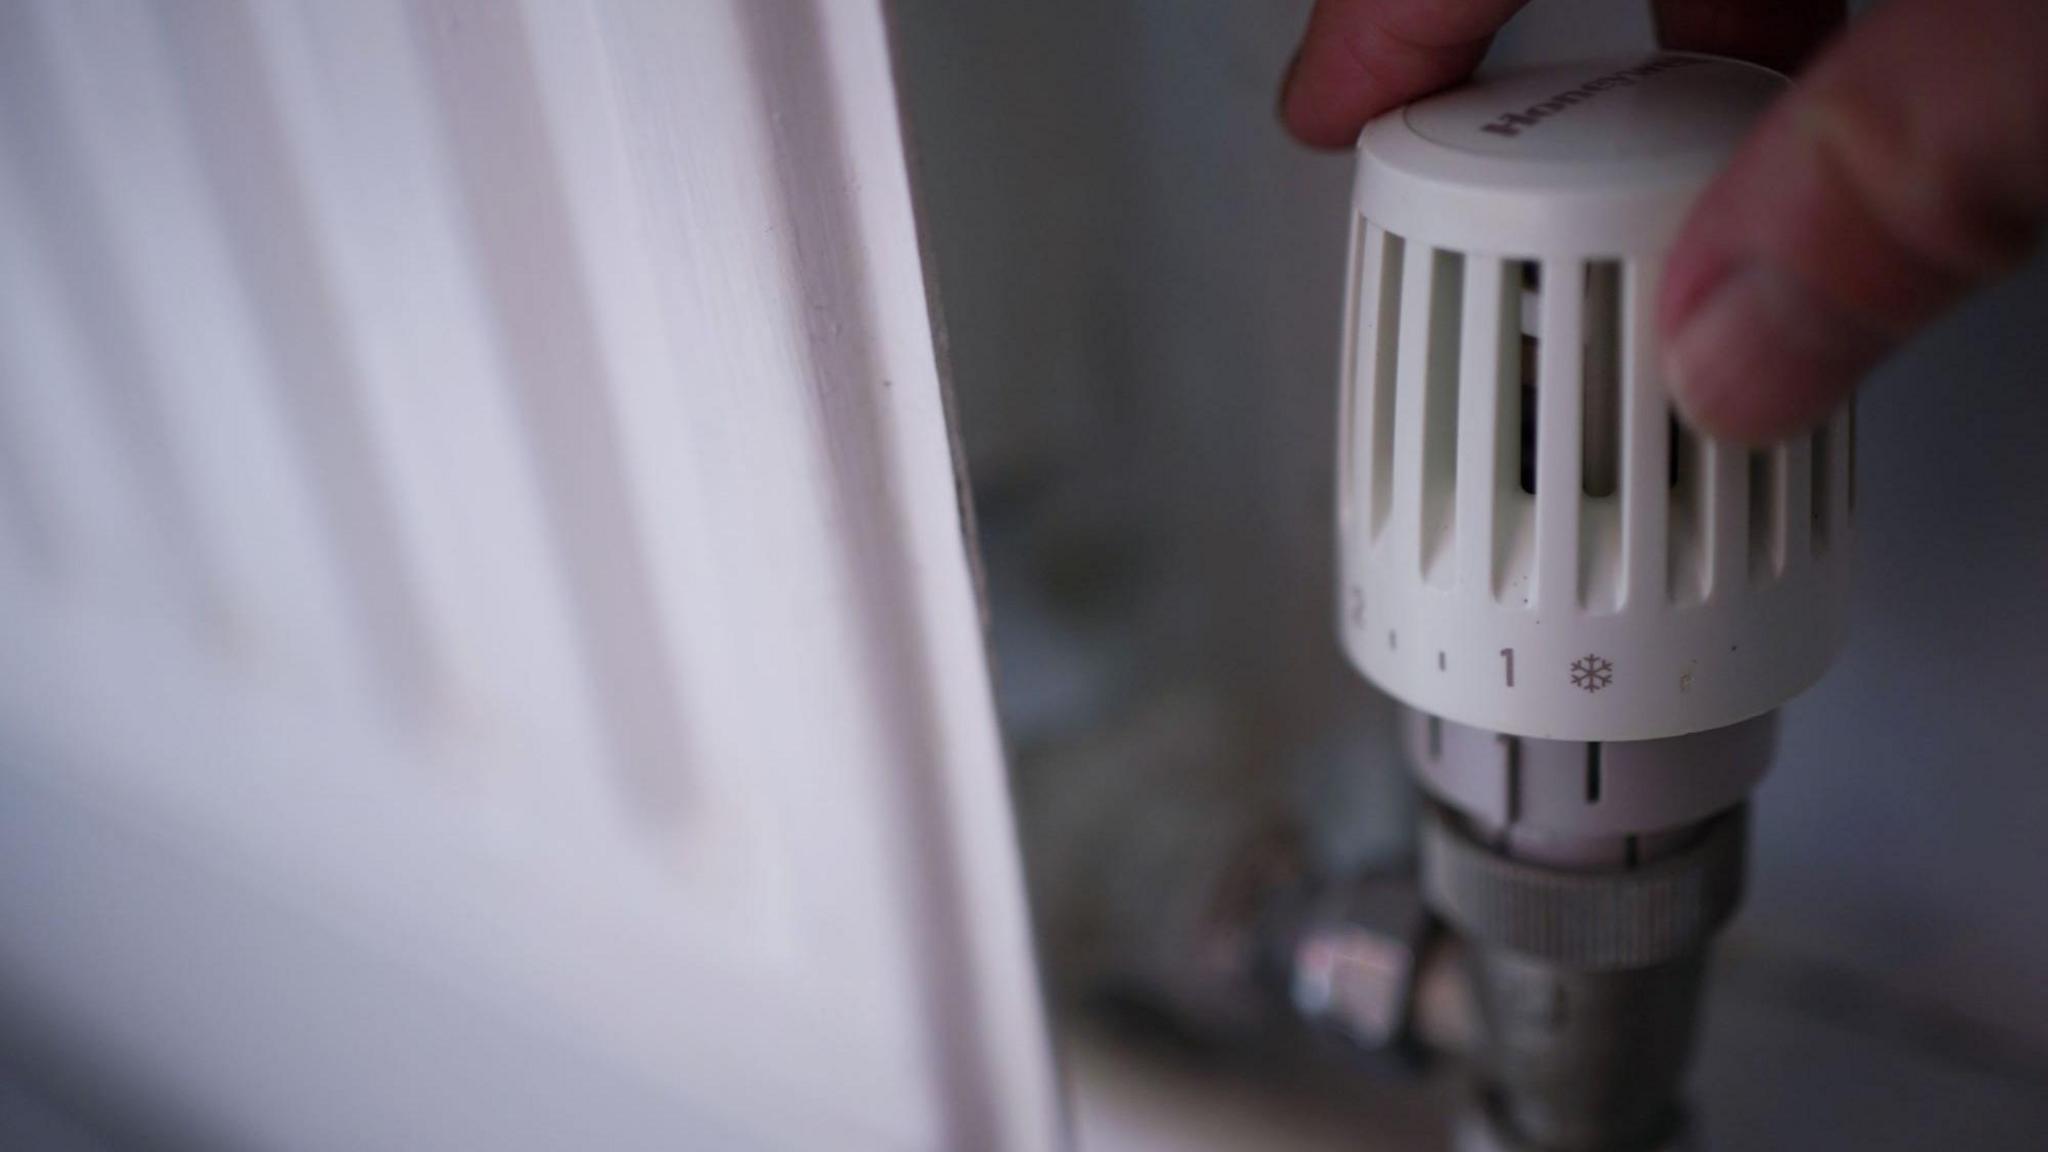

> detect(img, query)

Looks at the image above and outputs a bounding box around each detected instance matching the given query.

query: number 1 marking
[1500,647,1515,688]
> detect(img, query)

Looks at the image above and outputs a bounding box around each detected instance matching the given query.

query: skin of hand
[1280,0,2048,445]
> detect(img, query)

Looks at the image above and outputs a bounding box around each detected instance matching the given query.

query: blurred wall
[897,0,1363,765]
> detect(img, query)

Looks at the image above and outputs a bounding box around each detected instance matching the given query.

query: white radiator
[0,2,1059,1148]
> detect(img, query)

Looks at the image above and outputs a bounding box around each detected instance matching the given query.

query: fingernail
[1664,265,1880,442]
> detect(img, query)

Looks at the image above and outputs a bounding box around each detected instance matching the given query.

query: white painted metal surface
[0,2,1060,1149]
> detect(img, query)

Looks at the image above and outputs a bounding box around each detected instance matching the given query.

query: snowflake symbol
[1569,653,1614,693]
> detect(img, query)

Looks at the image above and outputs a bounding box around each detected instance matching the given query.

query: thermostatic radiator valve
[1336,53,1855,1152]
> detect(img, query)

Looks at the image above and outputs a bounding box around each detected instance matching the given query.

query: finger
[1651,0,1845,75]
[1280,0,1531,149]
[1659,0,2048,444]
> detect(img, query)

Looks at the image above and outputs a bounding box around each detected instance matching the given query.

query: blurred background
[895,0,2048,1145]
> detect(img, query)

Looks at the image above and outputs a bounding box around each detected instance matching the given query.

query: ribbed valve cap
[1338,54,1853,742]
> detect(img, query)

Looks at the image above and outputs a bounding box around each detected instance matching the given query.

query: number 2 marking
[1500,647,1515,688]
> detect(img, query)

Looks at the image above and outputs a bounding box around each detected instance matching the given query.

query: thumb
[1658,0,2048,444]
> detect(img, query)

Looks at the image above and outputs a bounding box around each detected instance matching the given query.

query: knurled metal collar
[1421,806,1747,971]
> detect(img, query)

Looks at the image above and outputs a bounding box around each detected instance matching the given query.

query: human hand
[1280,0,2047,444]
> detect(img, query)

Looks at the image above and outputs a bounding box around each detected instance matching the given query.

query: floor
[5,967,2044,1152]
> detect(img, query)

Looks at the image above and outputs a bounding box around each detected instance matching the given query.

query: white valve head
[1337,54,1854,743]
